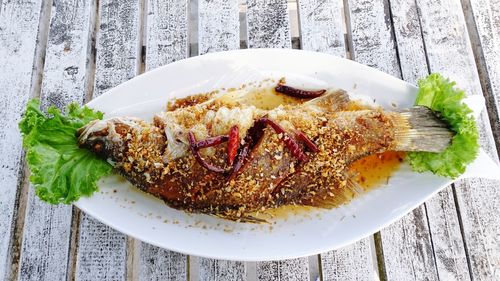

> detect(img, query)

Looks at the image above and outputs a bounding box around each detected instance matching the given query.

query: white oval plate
[76,49,500,261]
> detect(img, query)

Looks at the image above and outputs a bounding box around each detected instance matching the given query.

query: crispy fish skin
[77,90,453,218]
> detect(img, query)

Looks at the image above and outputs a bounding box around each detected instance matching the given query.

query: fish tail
[393,106,454,152]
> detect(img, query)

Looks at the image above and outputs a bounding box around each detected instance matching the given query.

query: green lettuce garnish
[407,73,479,179]
[19,99,112,204]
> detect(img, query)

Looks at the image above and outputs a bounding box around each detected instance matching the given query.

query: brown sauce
[167,92,216,111]
[237,87,304,110]
[254,205,315,221]
[348,151,406,191]
[217,86,304,110]
[260,152,405,219]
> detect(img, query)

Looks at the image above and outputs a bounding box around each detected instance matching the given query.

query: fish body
[77,87,453,220]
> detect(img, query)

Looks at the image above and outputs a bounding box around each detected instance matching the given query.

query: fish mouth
[75,120,113,159]
[76,120,107,144]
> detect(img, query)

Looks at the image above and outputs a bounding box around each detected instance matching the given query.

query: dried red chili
[258,118,308,162]
[227,125,239,165]
[275,83,326,99]
[195,135,228,149]
[187,132,226,173]
[295,131,319,152]
[282,135,308,162]
[227,143,249,181]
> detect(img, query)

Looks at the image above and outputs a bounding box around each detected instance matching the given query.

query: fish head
[77,117,144,163]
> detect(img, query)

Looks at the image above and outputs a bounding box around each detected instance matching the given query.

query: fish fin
[305,89,350,111]
[393,106,454,152]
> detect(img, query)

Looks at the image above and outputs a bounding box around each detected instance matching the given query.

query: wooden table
[1,0,499,280]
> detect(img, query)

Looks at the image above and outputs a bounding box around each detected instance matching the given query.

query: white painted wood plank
[17,1,96,280]
[246,0,291,48]
[145,0,189,71]
[320,239,378,280]
[416,0,500,279]
[76,216,128,281]
[425,188,471,280]
[345,0,400,77]
[198,259,246,281]
[0,0,46,279]
[388,0,429,84]
[197,256,247,279]
[463,0,500,154]
[139,243,187,281]
[138,1,188,279]
[90,0,142,97]
[455,178,500,281]
[297,0,346,57]
[198,0,239,55]
[75,0,142,280]
[257,258,309,281]
[378,204,441,281]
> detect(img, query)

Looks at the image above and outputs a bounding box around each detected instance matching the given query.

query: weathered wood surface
[17,1,96,281]
[75,0,142,280]
[416,1,500,280]
[3,0,500,280]
[138,0,189,279]
[246,0,291,48]
[297,0,346,57]
[345,0,399,77]
[256,257,309,280]
[257,259,309,281]
[197,258,246,281]
[321,239,379,280]
[380,0,467,280]
[145,0,189,70]
[425,188,471,280]
[138,243,186,281]
[198,0,240,54]
[0,0,47,280]
[388,0,428,83]
[463,0,500,152]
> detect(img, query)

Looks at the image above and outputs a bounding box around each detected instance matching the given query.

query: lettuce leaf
[407,73,479,179]
[19,99,112,204]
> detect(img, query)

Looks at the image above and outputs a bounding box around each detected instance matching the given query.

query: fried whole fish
[77,85,453,221]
